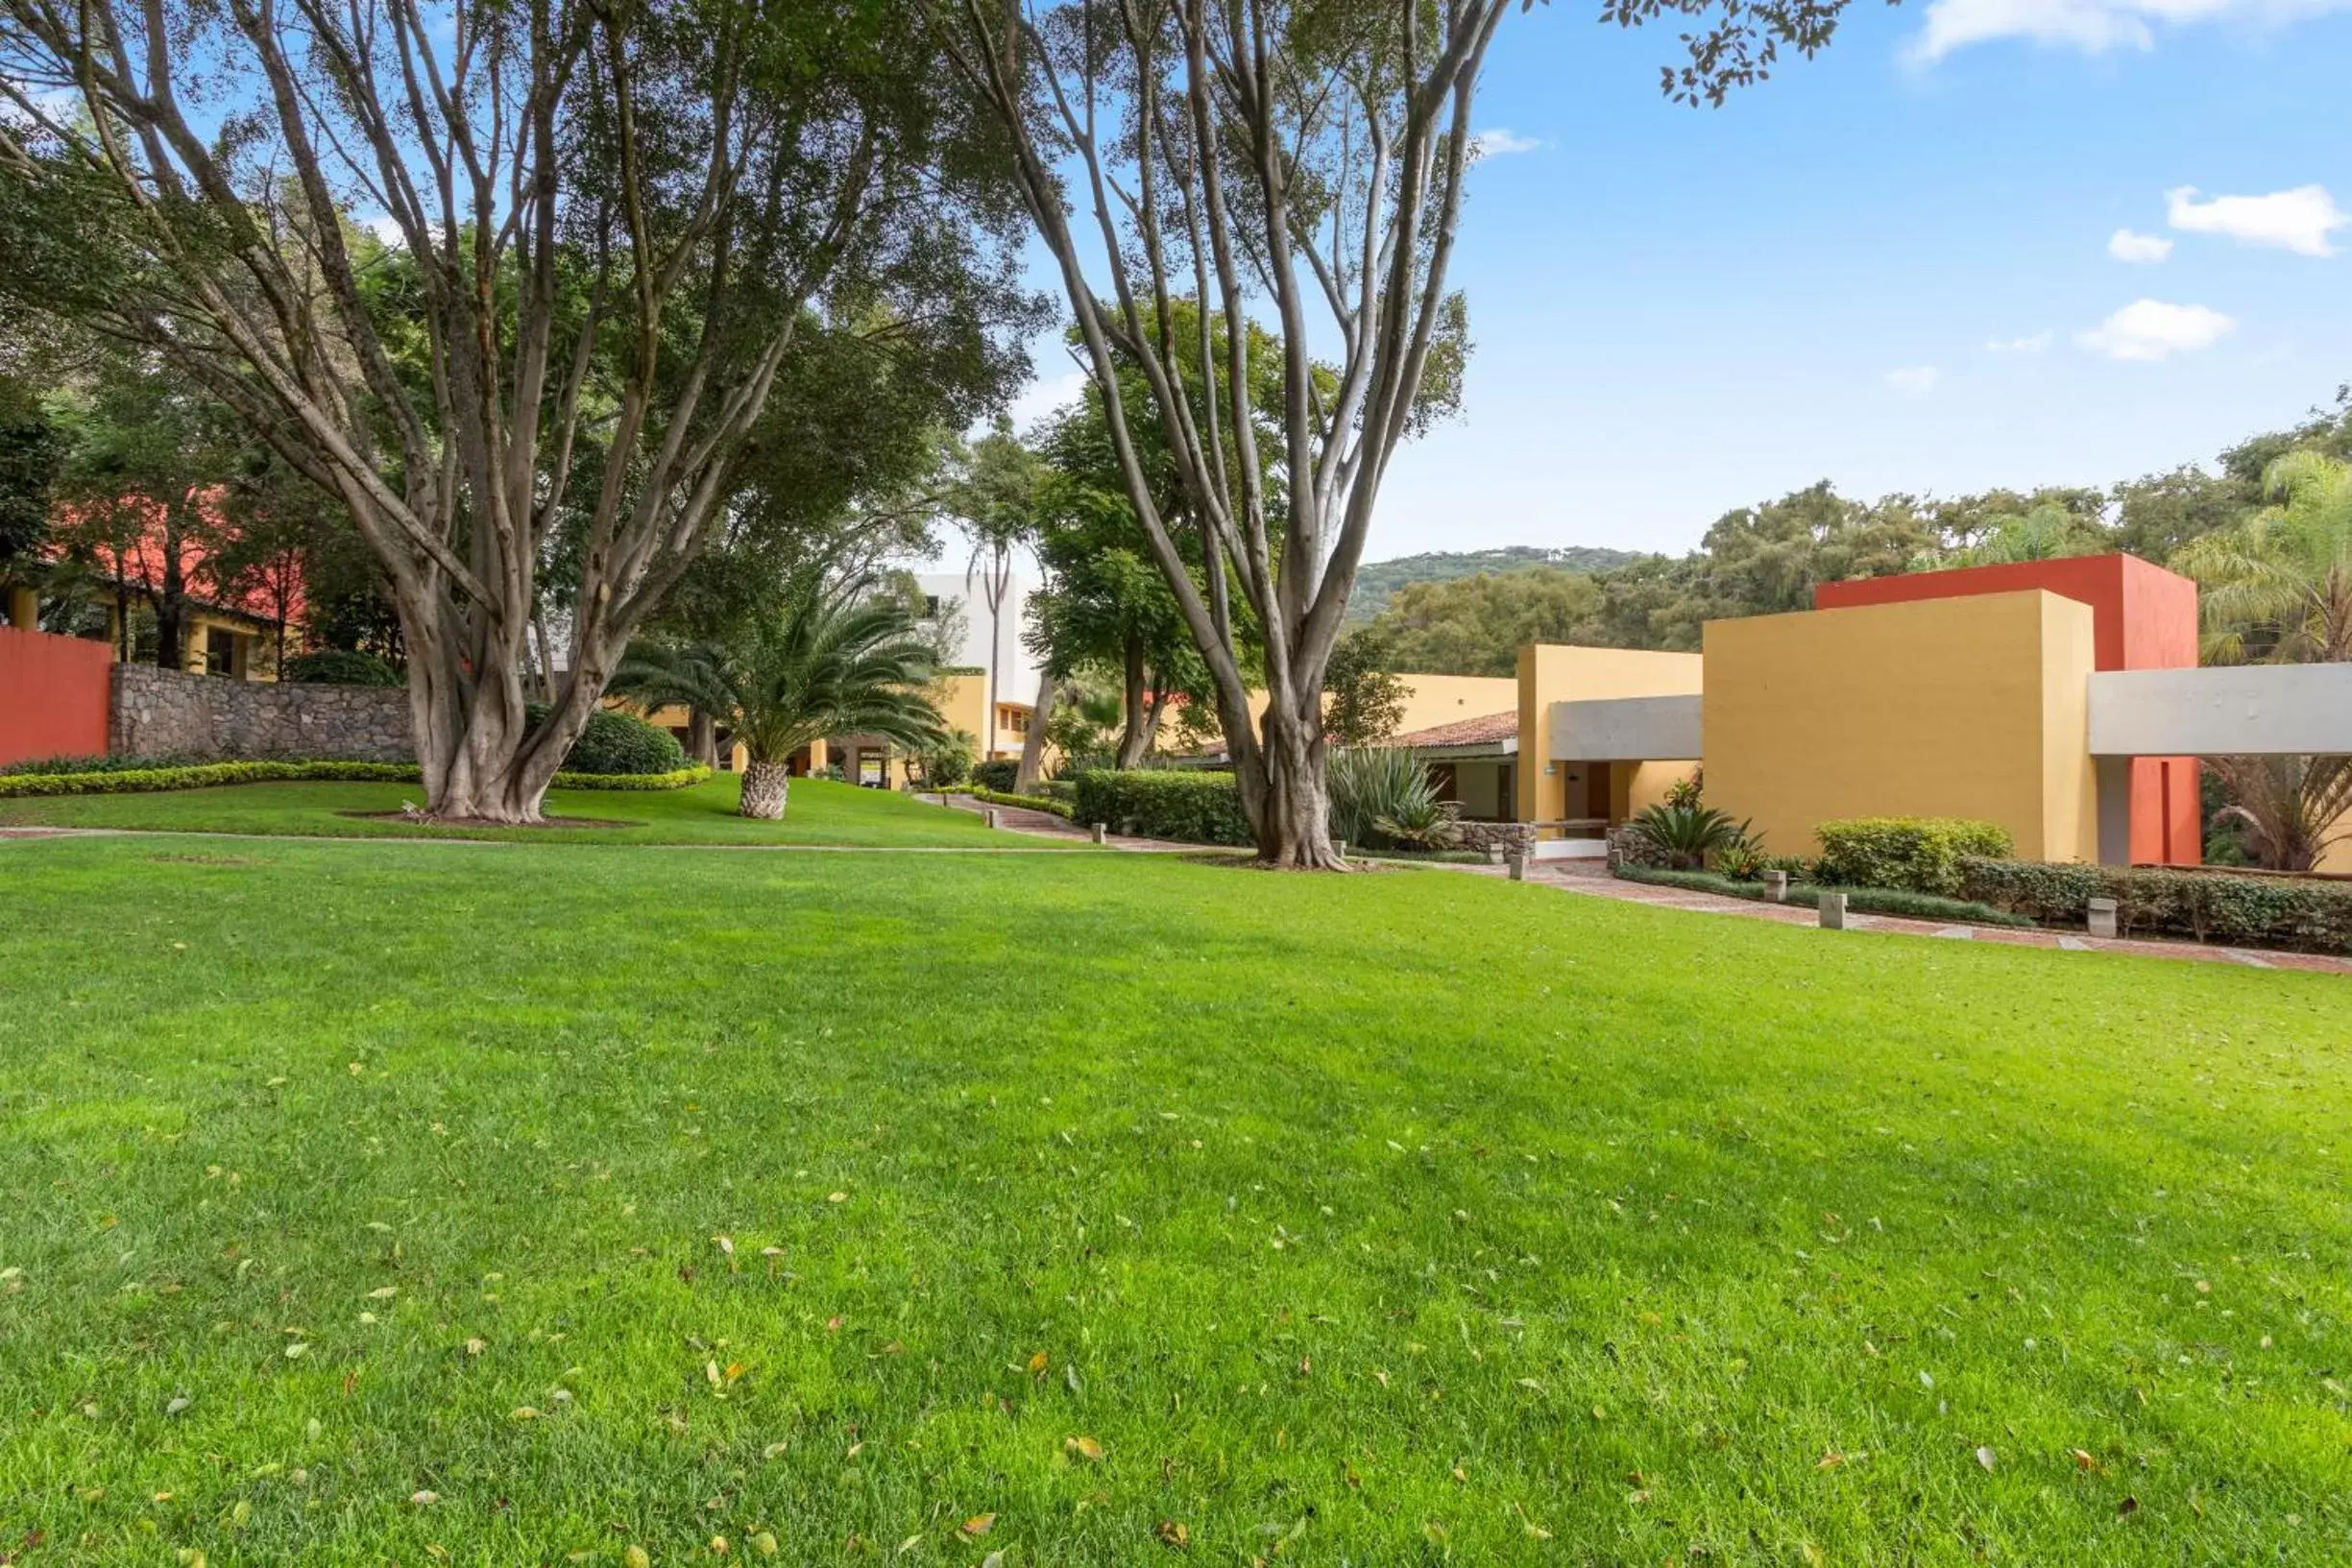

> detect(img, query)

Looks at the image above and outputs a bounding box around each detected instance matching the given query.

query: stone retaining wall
[110,664,414,762]
[1452,818,1537,856]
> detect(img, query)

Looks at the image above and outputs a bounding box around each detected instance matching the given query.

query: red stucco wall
[0,626,112,768]
[1813,555,2203,864]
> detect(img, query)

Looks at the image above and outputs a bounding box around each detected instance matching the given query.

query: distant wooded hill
[1346,545,1645,620]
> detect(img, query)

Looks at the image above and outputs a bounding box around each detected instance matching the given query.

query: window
[206,626,238,678]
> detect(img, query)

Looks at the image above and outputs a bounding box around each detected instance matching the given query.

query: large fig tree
[0,0,1026,820]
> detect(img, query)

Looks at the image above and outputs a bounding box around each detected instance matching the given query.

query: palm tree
[616,577,949,820]
[2173,450,2352,664]
[2173,451,2352,871]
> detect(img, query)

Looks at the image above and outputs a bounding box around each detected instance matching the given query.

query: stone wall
[1451,818,1537,857]
[110,664,414,762]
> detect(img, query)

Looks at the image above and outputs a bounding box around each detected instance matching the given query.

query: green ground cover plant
[0,774,1078,848]
[0,838,2345,1563]
[1613,863,2037,927]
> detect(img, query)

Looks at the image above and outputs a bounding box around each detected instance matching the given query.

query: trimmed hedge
[970,759,1019,793]
[525,703,686,777]
[1614,864,2036,928]
[0,760,711,798]
[1071,768,1252,847]
[0,752,200,778]
[1958,857,2352,953]
[1816,816,2014,896]
[283,649,403,687]
[969,787,1072,820]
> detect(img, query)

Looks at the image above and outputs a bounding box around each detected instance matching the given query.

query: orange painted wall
[1814,554,2201,864]
[0,626,112,767]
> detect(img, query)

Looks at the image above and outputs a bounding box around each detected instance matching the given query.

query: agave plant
[1326,745,1455,851]
[1626,802,1749,871]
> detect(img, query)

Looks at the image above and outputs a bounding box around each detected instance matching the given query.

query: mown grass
[0,773,1076,848]
[1,838,2347,1564]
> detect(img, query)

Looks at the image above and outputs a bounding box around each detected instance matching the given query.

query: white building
[915,570,1038,760]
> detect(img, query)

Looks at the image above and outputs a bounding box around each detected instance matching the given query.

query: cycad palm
[2171,451,2352,871]
[617,579,948,820]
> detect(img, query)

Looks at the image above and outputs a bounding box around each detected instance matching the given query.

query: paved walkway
[934,794,1209,854]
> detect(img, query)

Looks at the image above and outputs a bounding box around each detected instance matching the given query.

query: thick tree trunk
[1234,696,1341,869]
[740,759,790,820]
[689,710,718,768]
[1016,672,1059,793]
[400,597,594,825]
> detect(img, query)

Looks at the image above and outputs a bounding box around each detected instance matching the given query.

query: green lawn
[3,837,2348,1564]
[0,773,1074,848]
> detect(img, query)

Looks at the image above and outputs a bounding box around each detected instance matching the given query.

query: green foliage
[2175,449,2352,665]
[1346,546,1643,623]
[1326,746,1453,850]
[614,575,945,773]
[1352,566,1608,676]
[914,733,976,790]
[0,752,196,777]
[525,704,687,778]
[1072,769,1252,846]
[0,386,61,568]
[0,760,711,798]
[1626,803,1750,871]
[1815,817,2015,896]
[1613,865,2035,927]
[284,649,404,687]
[1323,638,1408,745]
[1958,857,2352,953]
[968,787,1072,820]
[1663,770,1704,810]
[970,759,1019,793]
[1712,836,1770,880]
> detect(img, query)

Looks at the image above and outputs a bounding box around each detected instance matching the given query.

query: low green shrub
[283,649,403,687]
[1073,768,1252,847]
[0,760,710,798]
[1816,817,2014,895]
[525,703,686,777]
[0,752,200,778]
[1613,864,2035,928]
[1958,857,2352,953]
[1038,779,1077,804]
[970,759,1019,793]
[969,787,1072,820]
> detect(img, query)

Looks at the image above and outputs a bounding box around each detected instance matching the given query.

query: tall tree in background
[0,0,1025,821]
[947,422,1049,758]
[2174,450,2352,872]
[937,0,1862,864]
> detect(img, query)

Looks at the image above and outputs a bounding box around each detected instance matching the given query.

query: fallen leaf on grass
[1027,1350,1049,1375]
[960,1514,995,1538]
[2070,1448,2105,1475]
[410,1490,439,1507]
[1066,1435,1104,1461]
[2117,1495,2140,1517]
[1154,1520,1190,1550]
[1815,1451,1845,1471]
[1975,1446,1997,1472]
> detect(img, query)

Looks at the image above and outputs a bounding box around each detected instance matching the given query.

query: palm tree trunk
[740,759,790,820]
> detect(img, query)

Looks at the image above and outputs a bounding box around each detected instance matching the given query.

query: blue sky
[1003,0,2352,561]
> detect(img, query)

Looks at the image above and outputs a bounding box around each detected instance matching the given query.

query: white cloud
[1985,331,2054,353]
[1001,369,1090,432]
[2076,299,2235,361]
[2166,184,2347,256]
[1885,365,1944,398]
[1469,128,1541,158]
[1908,0,2352,61]
[2107,228,2173,263]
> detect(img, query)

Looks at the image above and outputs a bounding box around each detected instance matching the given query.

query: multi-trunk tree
[935,0,1858,864]
[0,0,1026,820]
